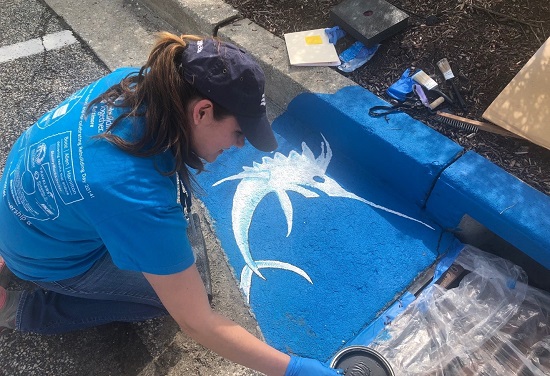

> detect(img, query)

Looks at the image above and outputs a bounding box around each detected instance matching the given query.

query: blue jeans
[16,252,168,334]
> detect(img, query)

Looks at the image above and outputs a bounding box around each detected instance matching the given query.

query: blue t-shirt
[0,68,195,281]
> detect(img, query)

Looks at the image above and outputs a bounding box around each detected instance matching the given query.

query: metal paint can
[330,346,395,376]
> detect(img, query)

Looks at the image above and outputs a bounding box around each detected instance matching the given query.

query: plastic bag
[337,42,379,73]
[370,245,550,375]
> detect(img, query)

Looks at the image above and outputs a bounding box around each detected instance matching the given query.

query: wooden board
[482,37,550,150]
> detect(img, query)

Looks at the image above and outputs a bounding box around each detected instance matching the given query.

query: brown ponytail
[90,32,229,190]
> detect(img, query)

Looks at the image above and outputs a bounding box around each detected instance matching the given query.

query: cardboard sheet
[482,37,550,150]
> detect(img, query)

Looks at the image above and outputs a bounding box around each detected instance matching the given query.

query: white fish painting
[213,135,433,303]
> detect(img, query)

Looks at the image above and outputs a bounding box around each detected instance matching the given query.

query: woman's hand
[284,356,344,376]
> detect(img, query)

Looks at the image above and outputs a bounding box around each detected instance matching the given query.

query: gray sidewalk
[138,0,354,111]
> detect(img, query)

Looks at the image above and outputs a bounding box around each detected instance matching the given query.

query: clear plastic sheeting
[370,245,550,375]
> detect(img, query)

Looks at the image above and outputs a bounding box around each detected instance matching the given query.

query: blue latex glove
[284,356,344,376]
[386,68,415,101]
[324,26,346,44]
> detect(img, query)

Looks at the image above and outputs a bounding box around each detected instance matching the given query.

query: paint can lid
[330,346,395,376]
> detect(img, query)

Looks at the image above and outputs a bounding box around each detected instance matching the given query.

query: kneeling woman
[0,32,341,376]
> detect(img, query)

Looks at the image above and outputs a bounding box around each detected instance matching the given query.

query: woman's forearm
[144,268,290,375]
[179,309,290,376]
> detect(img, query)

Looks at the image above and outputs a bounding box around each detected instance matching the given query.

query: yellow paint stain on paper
[284,28,339,66]
[305,35,323,45]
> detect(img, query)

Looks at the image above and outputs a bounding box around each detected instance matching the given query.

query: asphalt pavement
[1,1,262,375]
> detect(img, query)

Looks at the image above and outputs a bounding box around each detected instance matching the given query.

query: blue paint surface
[281,86,464,206]
[194,84,550,362]
[196,132,446,360]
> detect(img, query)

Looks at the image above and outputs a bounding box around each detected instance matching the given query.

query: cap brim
[237,113,278,152]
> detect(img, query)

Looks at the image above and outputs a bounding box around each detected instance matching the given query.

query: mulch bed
[225,0,550,195]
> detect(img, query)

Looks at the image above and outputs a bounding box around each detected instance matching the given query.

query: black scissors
[368,100,426,118]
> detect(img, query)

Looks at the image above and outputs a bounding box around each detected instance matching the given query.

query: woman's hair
[89,32,231,189]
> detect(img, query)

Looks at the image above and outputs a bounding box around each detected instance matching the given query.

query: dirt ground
[225,0,550,196]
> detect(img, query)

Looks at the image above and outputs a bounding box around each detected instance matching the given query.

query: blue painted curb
[426,151,550,269]
[195,84,549,361]
[275,86,464,207]
[196,130,447,360]
[279,86,550,270]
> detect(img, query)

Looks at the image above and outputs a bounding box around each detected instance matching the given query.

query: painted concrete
[196,123,455,360]
[195,84,550,361]
[277,87,464,206]
[426,151,550,270]
[139,0,550,365]
[278,88,550,270]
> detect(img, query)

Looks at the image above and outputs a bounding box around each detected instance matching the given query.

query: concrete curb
[273,86,464,206]
[140,0,549,275]
[140,0,355,110]
[426,151,550,270]
[274,88,550,271]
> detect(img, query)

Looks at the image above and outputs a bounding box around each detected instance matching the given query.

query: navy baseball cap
[180,38,277,152]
